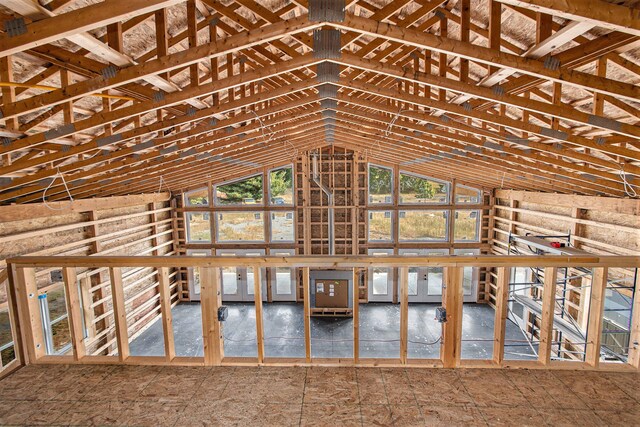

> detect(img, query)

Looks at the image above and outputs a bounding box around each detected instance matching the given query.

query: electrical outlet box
[435,307,447,323]
[50,270,63,283]
[217,306,228,322]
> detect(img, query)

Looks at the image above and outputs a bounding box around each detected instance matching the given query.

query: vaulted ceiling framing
[0,0,638,204]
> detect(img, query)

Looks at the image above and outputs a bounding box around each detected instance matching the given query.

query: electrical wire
[251,110,275,144]
[157,176,166,193]
[42,168,74,210]
[619,164,637,197]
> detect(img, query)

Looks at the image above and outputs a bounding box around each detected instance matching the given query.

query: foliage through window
[215,175,263,205]
[368,165,393,204]
[217,212,265,242]
[399,173,449,204]
[185,188,209,206]
[269,166,294,205]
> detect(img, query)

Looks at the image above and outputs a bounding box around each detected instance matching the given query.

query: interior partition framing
[5,254,640,372]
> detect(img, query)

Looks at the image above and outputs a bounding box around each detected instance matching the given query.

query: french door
[216,249,267,302]
[269,249,296,301]
[398,249,448,303]
[368,249,394,302]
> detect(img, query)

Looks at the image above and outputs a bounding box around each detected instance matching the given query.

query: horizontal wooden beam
[497,0,640,37]
[494,189,640,215]
[7,255,640,268]
[0,0,183,57]
[0,192,170,222]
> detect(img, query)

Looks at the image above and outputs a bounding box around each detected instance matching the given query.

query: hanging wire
[251,110,275,144]
[157,176,166,193]
[42,168,74,211]
[619,163,637,197]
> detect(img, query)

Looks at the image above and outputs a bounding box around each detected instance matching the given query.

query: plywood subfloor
[0,364,638,426]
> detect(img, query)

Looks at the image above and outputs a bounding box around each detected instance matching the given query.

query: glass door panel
[368,249,394,302]
[271,250,296,301]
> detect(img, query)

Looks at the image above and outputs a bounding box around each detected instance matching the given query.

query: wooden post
[109,267,129,361]
[62,267,86,361]
[6,264,26,366]
[14,267,44,362]
[353,268,359,363]
[158,267,176,361]
[200,267,223,365]
[399,266,409,364]
[538,267,558,365]
[585,267,607,367]
[302,267,311,362]
[442,267,463,368]
[253,266,265,363]
[492,267,510,364]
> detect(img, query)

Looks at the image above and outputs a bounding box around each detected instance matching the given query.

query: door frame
[216,249,267,302]
[398,249,448,303]
[186,249,211,302]
[269,249,297,302]
[367,249,394,302]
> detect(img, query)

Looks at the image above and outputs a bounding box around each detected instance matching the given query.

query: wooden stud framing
[109,267,129,361]
[492,266,510,364]
[62,267,86,361]
[200,266,223,365]
[399,266,409,364]
[585,267,607,367]
[538,267,558,365]
[442,266,463,368]
[158,266,176,361]
[253,266,265,363]
[302,267,311,362]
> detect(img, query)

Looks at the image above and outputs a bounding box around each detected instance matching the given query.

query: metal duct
[313,29,341,59]
[317,83,338,98]
[311,152,335,255]
[309,0,345,22]
[316,62,340,83]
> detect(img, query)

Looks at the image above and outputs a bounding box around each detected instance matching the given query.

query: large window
[269,166,293,205]
[399,173,449,204]
[454,210,480,242]
[271,211,294,242]
[456,185,481,204]
[398,210,448,241]
[217,212,265,242]
[368,211,393,241]
[368,165,393,205]
[215,175,264,206]
[185,188,209,206]
[186,212,211,242]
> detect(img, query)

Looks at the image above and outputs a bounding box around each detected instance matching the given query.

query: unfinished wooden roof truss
[0,0,638,203]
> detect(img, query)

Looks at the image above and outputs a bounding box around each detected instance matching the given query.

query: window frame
[398,171,450,205]
[453,209,481,243]
[184,187,210,207]
[367,163,394,206]
[267,164,295,207]
[367,210,394,242]
[397,209,449,242]
[455,184,482,205]
[214,173,265,207]
[270,210,296,243]
[215,211,266,243]
[186,212,212,243]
